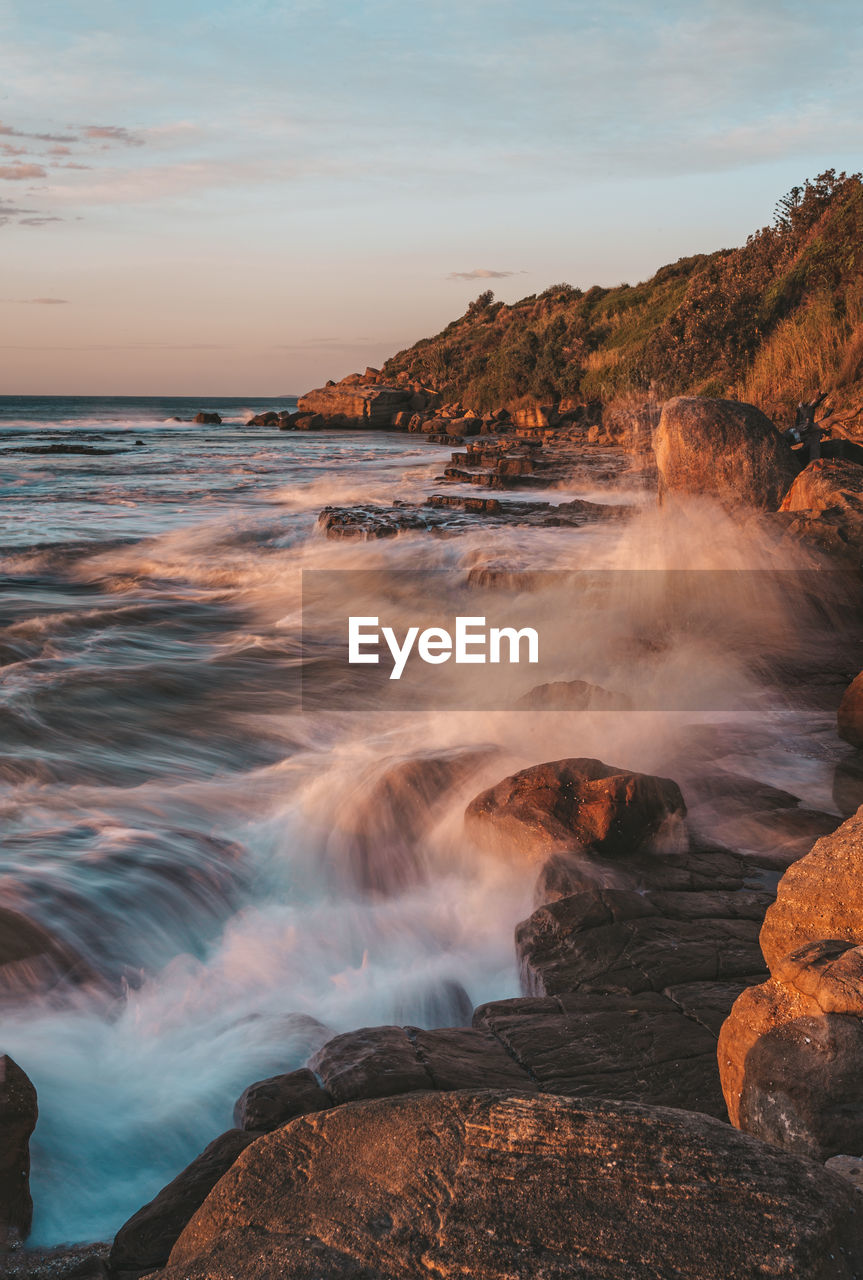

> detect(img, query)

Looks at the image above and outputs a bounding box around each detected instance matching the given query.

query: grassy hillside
[381,171,863,427]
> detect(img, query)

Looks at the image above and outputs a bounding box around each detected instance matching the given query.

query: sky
[1,0,862,395]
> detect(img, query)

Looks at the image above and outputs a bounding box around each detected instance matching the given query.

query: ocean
[0,395,850,1245]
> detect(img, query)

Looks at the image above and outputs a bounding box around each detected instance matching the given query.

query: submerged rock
[0,1055,38,1246]
[653,396,798,509]
[157,1091,863,1280]
[464,757,686,861]
[192,412,221,424]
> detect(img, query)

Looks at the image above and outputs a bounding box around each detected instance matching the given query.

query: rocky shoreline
[5,379,863,1278]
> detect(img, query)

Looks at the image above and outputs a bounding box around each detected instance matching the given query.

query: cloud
[0,163,48,179]
[21,296,69,304]
[0,120,76,144]
[17,215,63,226]
[83,125,144,147]
[446,268,522,280]
[0,142,28,156]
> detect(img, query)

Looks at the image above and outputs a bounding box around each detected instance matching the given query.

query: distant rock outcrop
[156,1091,863,1280]
[297,381,411,428]
[652,396,798,509]
[192,412,222,424]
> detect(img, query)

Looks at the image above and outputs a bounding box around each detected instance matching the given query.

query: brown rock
[465,757,686,861]
[232,1067,331,1132]
[516,887,768,998]
[780,457,863,519]
[109,1129,259,1277]
[0,1055,37,1246]
[309,1025,432,1103]
[297,382,409,428]
[838,672,863,748]
[653,396,798,509]
[0,906,96,1002]
[159,1091,863,1280]
[718,972,863,1159]
[246,411,279,426]
[192,412,221,424]
[759,806,863,971]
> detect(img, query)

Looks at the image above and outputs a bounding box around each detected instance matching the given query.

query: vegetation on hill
[381,171,863,426]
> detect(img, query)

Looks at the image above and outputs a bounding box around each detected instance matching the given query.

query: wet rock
[246,411,279,426]
[475,990,727,1116]
[308,1025,433,1103]
[516,679,632,710]
[759,806,863,971]
[192,412,221,424]
[0,905,97,1002]
[834,757,863,816]
[157,1091,863,1280]
[464,757,686,861]
[233,1068,332,1133]
[109,1129,259,1278]
[329,747,494,894]
[838,671,863,747]
[653,396,798,509]
[516,887,768,998]
[0,1055,38,1246]
[2,1242,110,1278]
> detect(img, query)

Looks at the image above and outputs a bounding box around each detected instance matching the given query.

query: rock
[834,758,863,816]
[246,411,279,426]
[308,1026,433,1103]
[827,1155,863,1193]
[465,757,686,861]
[0,1055,38,1246]
[2,1243,110,1278]
[297,382,410,428]
[516,679,632,710]
[293,412,324,429]
[653,396,797,509]
[109,1129,259,1278]
[158,1091,863,1280]
[718,968,863,1159]
[777,458,863,560]
[232,1068,331,1133]
[328,748,494,894]
[759,806,863,971]
[516,887,768,998]
[719,808,863,1159]
[838,672,863,748]
[192,412,221,424]
[0,906,96,1002]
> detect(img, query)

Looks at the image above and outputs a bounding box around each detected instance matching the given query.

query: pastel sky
[1,0,862,395]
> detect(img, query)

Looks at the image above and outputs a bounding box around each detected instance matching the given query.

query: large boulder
[838,672,863,748]
[653,396,798,509]
[0,1055,38,1245]
[156,1091,863,1280]
[464,757,686,861]
[719,808,863,1159]
[232,1067,331,1133]
[110,1129,259,1278]
[758,806,863,971]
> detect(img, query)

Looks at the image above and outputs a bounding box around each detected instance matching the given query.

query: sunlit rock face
[652,396,798,510]
[156,1092,863,1280]
[719,807,863,1159]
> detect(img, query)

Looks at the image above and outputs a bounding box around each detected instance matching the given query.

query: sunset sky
[1,0,862,394]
